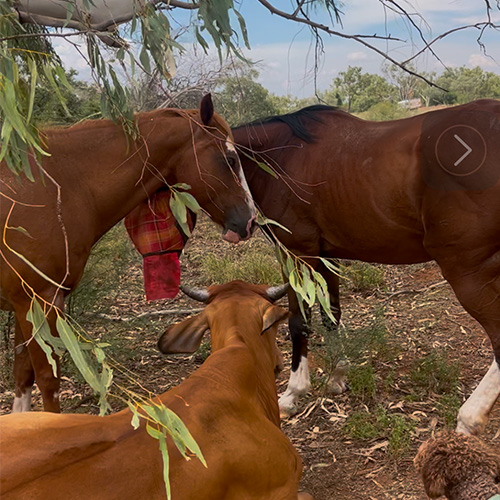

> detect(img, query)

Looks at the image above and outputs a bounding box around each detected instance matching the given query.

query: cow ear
[158,312,209,354]
[200,94,214,126]
[261,305,288,334]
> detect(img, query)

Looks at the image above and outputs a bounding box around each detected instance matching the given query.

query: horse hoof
[326,379,348,395]
[279,405,299,419]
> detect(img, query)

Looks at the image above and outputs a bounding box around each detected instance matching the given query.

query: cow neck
[210,318,281,427]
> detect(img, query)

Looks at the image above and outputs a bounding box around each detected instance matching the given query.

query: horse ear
[200,93,214,125]
[158,312,209,354]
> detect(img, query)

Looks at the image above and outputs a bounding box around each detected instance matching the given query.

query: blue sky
[56,0,500,98]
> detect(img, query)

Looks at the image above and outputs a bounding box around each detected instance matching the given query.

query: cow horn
[266,283,289,301]
[180,285,209,303]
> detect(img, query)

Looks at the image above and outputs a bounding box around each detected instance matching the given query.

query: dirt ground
[1,219,499,500]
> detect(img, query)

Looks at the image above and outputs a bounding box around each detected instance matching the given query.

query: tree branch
[255,0,500,90]
[401,21,500,67]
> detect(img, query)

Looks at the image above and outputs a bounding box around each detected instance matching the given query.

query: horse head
[172,95,257,243]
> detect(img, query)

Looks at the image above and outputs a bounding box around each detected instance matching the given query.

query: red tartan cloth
[124,190,194,301]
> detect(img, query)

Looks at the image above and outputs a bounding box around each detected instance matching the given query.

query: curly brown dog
[414,431,500,500]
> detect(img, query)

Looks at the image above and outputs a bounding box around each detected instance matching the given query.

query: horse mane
[235,105,337,143]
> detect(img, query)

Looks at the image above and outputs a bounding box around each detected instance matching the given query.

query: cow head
[158,281,289,375]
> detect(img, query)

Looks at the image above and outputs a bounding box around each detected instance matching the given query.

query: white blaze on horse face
[278,356,311,415]
[12,386,32,413]
[456,360,500,435]
[226,137,255,211]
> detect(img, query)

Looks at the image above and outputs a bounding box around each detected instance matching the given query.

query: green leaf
[56,316,112,415]
[171,183,191,191]
[26,58,37,123]
[319,257,340,275]
[257,214,291,234]
[169,192,190,237]
[139,47,151,73]
[176,192,201,213]
[146,422,164,440]
[27,299,58,377]
[235,10,250,49]
[143,403,207,468]
[128,403,141,430]
[158,433,171,500]
[302,267,316,307]
[255,160,278,178]
[8,226,33,238]
[7,245,70,290]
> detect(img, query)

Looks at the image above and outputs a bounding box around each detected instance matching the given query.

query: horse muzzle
[222,211,257,243]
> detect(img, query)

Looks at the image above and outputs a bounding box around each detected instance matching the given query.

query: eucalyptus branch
[1,28,107,42]
[256,0,403,41]
[401,21,500,66]
[255,0,448,89]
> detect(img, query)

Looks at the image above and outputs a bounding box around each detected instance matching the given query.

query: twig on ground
[383,280,447,301]
[89,308,204,321]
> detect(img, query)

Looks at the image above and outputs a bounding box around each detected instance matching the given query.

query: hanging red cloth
[124,190,194,301]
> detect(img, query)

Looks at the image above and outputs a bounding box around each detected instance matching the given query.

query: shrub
[342,262,386,294]
[409,351,461,396]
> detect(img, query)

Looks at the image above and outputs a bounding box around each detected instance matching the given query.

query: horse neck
[233,124,285,203]
[47,111,190,238]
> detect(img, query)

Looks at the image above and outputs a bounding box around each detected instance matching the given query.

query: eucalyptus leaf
[26,299,58,377]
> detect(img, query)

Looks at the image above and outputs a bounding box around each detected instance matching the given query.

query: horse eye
[227,156,236,168]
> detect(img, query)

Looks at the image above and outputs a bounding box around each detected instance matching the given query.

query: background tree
[328,66,396,112]
[431,67,500,105]
[383,64,435,105]
[33,69,100,126]
[214,68,280,126]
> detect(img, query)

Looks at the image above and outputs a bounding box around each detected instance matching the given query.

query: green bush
[360,101,411,121]
[342,262,386,294]
[409,351,461,396]
[200,248,282,285]
[348,364,377,398]
[345,405,415,456]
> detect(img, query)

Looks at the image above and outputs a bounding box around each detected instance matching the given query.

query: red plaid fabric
[124,190,194,301]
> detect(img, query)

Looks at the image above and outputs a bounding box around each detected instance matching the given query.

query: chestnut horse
[0,95,256,413]
[232,99,500,435]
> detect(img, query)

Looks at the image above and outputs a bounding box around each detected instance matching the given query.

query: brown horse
[232,99,500,435]
[0,95,256,413]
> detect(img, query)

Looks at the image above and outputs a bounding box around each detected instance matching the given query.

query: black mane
[234,105,337,143]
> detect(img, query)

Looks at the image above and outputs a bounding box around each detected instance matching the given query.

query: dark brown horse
[232,99,500,435]
[0,95,256,413]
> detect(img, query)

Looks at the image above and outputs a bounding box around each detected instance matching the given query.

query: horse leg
[316,259,347,395]
[12,316,35,412]
[435,254,500,435]
[456,360,500,435]
[13,299,62,413]
[278,289,311,417]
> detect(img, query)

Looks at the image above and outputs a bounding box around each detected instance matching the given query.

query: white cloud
[53,38,92,78]
[347,51,368,61]
[468,53,500,69]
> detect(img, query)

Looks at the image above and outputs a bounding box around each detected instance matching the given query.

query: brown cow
[0,281,313,500]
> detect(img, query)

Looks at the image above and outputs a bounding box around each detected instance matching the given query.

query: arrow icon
[453,134,472,166]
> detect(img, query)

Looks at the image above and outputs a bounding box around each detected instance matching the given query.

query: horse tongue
[223,230,241,243]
